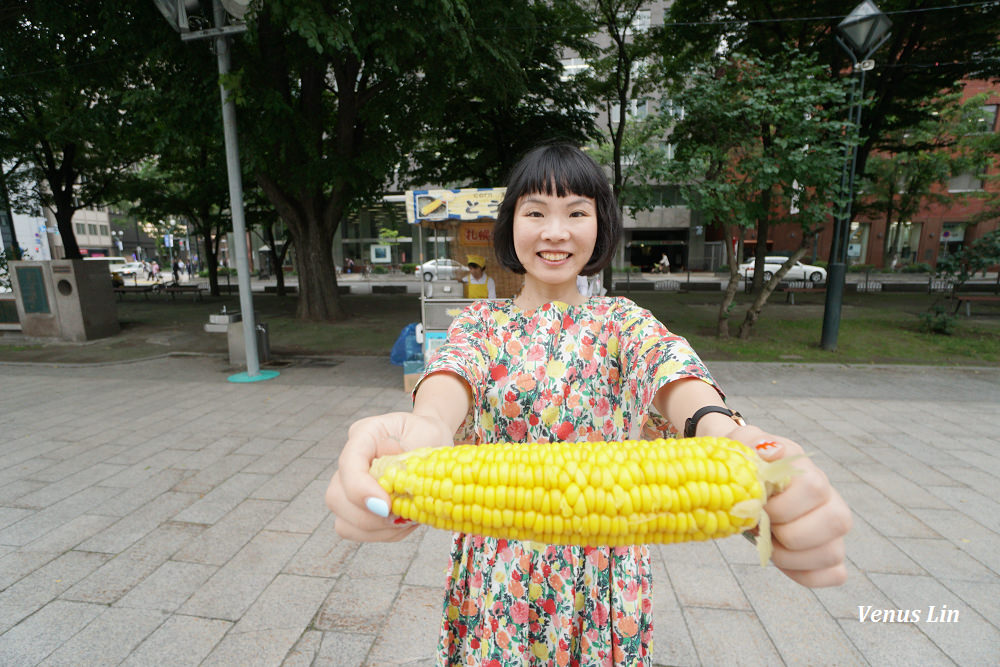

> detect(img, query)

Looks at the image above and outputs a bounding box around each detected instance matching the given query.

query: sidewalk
[0,356,998,666]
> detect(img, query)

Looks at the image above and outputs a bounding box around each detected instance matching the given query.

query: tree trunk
[53,203,81,260]
[202,231,220,297]
[257,173,347,321]
[294,221,344,320]
[716,228,743,339]
[737,246,809,339]
[750,193,771,294]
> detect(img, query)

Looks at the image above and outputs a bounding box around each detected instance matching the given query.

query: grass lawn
[0,289,997,366]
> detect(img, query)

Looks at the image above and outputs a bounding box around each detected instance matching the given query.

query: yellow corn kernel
[369,438,799,565]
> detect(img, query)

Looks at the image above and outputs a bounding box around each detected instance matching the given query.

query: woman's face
[513,191,598,289]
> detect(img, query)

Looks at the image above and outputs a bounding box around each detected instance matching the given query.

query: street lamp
[153,0,277,383]
[820,0,891,351]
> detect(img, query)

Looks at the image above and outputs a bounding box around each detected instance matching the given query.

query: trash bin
[228,321,271,366]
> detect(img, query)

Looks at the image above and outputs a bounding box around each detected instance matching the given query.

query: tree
[936,229,1000,292]
[0,1,168,259]
[665,50,854,338]
[580,0,661,288]
[405,1,597,187]
[111,32,237,297]
[856,93,995,266]
[660,0,1000,254]
[237,0,534,321]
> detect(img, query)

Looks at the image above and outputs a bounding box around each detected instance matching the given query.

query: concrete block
[114,560,217,612]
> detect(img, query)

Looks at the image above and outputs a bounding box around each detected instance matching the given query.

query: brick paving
[0,355,997,666]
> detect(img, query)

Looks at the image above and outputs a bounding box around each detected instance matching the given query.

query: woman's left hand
[726,426,852,588]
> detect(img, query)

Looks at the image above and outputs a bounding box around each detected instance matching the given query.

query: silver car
[417,258,464,282]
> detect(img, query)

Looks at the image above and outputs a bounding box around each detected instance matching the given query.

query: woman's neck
[514,276,587,310]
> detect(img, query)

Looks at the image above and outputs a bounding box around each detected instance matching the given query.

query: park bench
[779,281,826,304]
[161,284,206,302]
[953,294,1000,316]
[113,285,153,300]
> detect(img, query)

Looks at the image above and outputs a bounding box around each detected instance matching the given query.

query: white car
[739,256,827,283]
[417,258,464,282]
[116,261,145,276]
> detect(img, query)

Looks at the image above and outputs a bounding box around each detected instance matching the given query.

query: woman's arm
[326,371,472,542]
[653,377,851,588]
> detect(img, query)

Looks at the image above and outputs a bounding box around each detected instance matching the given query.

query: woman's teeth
[539,252,569,261]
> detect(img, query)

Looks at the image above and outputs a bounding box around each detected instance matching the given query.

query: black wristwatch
[684,406,746,438]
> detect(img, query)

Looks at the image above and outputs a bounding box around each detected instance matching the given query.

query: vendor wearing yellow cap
[463,254,496,299]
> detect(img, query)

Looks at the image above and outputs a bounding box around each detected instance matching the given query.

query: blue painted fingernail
[365,497,389,517]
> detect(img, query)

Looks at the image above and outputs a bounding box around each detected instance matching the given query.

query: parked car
[739,256,827,283]
[115,261,145,276]
[416,258,464,281]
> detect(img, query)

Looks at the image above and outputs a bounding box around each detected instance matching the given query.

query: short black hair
[493,143,621,276]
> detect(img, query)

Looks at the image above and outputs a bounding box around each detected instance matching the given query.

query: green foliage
[0,1,172,259]
[404,0,596,186]
[665,49,854,239]
[857,93,996,264]
[661,0,1000,193]
[936,229,1000,289]
[900,262,932,274]
[401,263,416,274]
[918,305,955,335]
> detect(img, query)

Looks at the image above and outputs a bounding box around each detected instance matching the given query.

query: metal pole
[213,0,260,376]
[821,60,863,351]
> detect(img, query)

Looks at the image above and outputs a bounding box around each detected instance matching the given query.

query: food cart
[404,187,522,372]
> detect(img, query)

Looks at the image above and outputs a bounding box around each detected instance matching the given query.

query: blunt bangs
[494,144,622,276]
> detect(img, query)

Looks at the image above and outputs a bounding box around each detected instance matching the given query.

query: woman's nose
[540,217,570,240]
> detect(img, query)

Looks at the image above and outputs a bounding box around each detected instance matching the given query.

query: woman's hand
[325,412,454,542]
[725,425,852,588]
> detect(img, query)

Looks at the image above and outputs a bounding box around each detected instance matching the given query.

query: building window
[940,222,965,256]
[75,223,86,236]
[983,104,1000,132]
[847,222,870,265]
[620,9,651,34]
[99,224,109,237]
[560,58,588,80]
[947,171,983,192]
[610,98,649,123]
[88,224,98,236]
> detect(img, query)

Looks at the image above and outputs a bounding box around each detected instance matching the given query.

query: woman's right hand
[325,411,454,542]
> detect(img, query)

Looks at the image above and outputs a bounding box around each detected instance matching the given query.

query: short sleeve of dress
[412,301,492,441]
[615,299,722,436]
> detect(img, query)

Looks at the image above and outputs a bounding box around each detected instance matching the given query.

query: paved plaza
[0,355,998,666]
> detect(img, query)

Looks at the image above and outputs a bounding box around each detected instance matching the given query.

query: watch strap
[683,406,745,438]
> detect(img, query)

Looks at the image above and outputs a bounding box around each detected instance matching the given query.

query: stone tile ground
[0,356,997,665]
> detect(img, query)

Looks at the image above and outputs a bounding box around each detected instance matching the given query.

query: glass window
[940,222,965,257]
[847,222,870,265]
[75,223,86,235]
[88,224,98,235]
[100,225,109,236]
[947,171,983,192]
[981,104,998,132]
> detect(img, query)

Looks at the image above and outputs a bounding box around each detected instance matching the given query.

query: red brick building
[738,79,999,269]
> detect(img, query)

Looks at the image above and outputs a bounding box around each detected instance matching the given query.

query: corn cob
[370,437,799,565]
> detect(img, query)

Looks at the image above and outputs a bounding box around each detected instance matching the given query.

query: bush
[847,263,877,273]
[918,305,955,335]
[401,263,416,274]
[901,262,932,273]
[372,266,388,274]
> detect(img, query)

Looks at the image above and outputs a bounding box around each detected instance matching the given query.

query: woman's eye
[523,210,543,217]
[570,210,590,217]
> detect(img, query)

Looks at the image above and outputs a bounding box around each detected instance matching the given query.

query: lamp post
[153,0,277,382]
[820,0,891,351]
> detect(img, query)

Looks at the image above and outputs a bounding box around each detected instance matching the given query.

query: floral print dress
[418,297,720,666]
